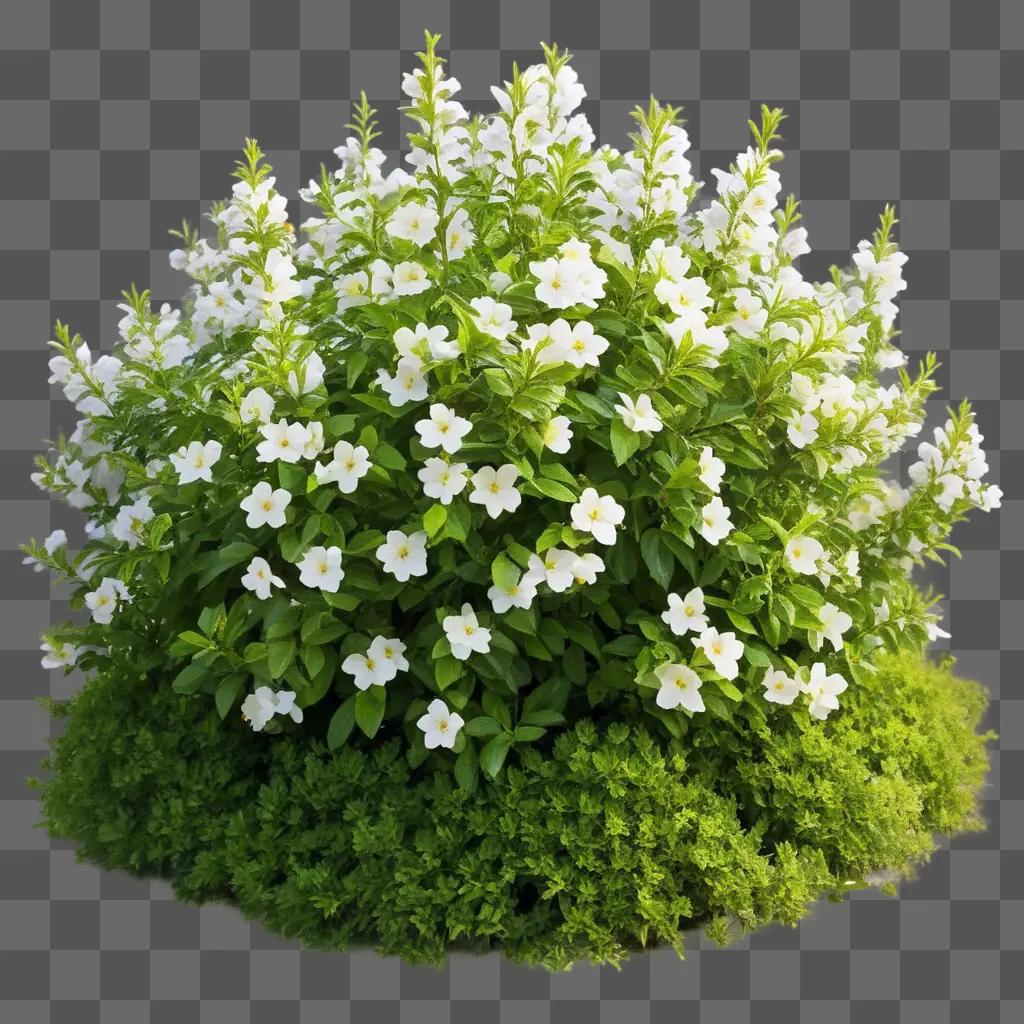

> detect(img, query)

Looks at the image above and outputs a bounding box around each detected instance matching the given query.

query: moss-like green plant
[36,650,990,969]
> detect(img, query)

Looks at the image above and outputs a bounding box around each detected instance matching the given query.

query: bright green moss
[34,650,991,969]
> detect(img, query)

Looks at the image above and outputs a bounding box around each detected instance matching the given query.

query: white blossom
[417,698,464,750]
[169,440,223,484]
[570,488,625,545]
[762,668,801,706]
[785,536,824,575]
[693,627,744,680]
[614,393,662,433]
[256,419,310,464]
[418,457,469,505]
[654,663,704,712]
[314,440,372,494]
[240,387,275,424]
[469,464,521,519]
[376,529,429,581]
[241,556,285,600]
[541,415,573,454]
[297,545,345,593]
[698,497,733,545]
[662,588,708,636]
[443,603,492,660]
[698,446,725,493]
[803,662,848,720]
[240,482,292,529]
[415,403,472,454]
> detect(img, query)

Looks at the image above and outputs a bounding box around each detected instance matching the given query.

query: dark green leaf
[355,686,386,738]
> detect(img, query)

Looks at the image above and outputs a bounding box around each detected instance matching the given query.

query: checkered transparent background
[1,0,1022,1020]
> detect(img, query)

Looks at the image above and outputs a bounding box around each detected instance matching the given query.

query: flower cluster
[26,35,999,784]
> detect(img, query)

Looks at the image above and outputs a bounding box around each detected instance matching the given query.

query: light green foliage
[36,651,991,968]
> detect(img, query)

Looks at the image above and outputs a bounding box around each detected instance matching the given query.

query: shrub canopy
[28,35,999,791]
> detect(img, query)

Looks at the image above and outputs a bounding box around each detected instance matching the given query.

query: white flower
[256,419,309,464]
[386,201,439,246]
[785,536,824,575]
[564,321,609,369]
[240,686,279,732]
[762,668,801,706]
[803,662,848,720]
[273,689,304,725]
[169,440,223,484]
[241,556,285,600]
[698,496,733,545]
[418,457,469,505]
[342,636,407,690]
[314,440,372,494]
[377,357,429,407]
[297,545,344,592]
[26,529,67,571]
[302,421,325,461]
[812,602,853,652]
[572,552,605,585]
[530,255,584,309]
[394,323,459,362]
[415,403,472,454]
[443,602,492,660]
[445,207,475,259]
[654,663,705,713]
[417,698,465,750]
[693,627,744,680]
[240,482,292,529]
[469,464,521,519]
[241,686,303,732]
[470,296,518,341]
[84,577,130,625]
[935,473,965,510]
[488,574,538,613]
[523,548,578,593]
[111,495,154,549]
[335,271,370,311]
[376,529,429,581]
[542,415,573,454]
[41,639,80,670]
[787,411,819,449]
[392,260,432,295]
[614,393,662,433]
[730,288,768,337]
[570,488,625,545]
[662,588,708,636]
[698,446,725,493]
[240,387,275,424]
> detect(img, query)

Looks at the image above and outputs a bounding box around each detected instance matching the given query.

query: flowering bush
[30,35,996,961]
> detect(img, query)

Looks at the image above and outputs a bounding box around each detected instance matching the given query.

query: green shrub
[36,650,990,969]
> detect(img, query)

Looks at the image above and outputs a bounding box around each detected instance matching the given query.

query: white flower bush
[27,36,1000,784]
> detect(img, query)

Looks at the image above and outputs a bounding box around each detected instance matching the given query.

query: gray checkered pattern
[1,0,1020,1019]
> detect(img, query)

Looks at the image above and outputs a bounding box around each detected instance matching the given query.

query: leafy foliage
[35,650,991,968]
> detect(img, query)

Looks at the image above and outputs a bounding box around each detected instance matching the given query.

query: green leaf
[482,690,513,731]
[520,708,565,727]
[267,639,295,680]
[640,529,674,591]
[355,686,387,738]
[526,477,578,502]
[534,522,564,553]
[215,675,243,719]
[196,541,258,590]
[445,501,471,542]
[346,529,385,555]
[374,442,406,470]
[423,503,447,537]
[610,417,641,466]
[491,553,519,590]
[788,583,824,609]
[171,661,207,694]
[713,678,744,702]
[464,715,503,737]
[327,696,356,750]
[346,349,369,389]
[198,603,226,638]
[434,655,463,690]
[514,725,546,742]
[454,742,479,792]
[480,733,513,778]
[725,609,758,634]
[300,645,326,681]
[277,462,306,493]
